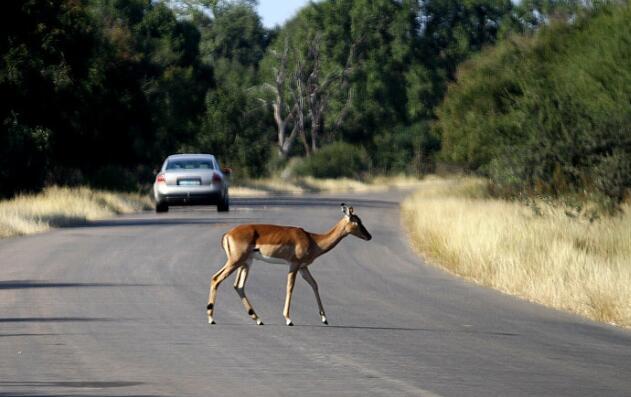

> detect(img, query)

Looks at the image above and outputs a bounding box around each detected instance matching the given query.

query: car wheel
[156,202,169,213]
[217,195,229,212]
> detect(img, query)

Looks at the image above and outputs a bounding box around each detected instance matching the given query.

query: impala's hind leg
[207,260,240,324]
[233,263,263,325]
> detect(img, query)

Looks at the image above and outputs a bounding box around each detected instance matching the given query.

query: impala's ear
[341,203,350,217]
[348,206,354,215]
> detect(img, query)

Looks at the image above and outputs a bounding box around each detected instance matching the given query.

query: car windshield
[166,159,214,170]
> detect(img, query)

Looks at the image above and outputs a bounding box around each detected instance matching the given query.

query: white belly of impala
[251,251,291,265]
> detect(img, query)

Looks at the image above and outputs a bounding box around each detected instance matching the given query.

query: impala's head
[341,203,372,241]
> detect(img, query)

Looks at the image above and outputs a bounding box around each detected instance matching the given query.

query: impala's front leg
[300,267,328,325]
[283,264,299,326]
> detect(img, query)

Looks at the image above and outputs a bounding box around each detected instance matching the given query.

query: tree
[262,38,299,158]
[0,0,101,194]
[301,32,357,153]
[186,0,274,176]
[419,0,516,79]
[261,31,358,157]
[436,3,631,207]
[261,0,368,157]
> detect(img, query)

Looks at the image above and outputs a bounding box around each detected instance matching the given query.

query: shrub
[371,122,439,175]
[294,142,369,179]
[0,117,49,198]
[436,4,631,208]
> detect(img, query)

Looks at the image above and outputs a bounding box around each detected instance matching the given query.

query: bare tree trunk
[292,52,311,156]
[265,38,297,158]
[309,101,326,153]
[281,122,299,155]
[328,41,358,141]
[272,99,287,156]
[300,126,310,156]
[305,34,326,153]
[296,83,311,156]
[297,96,310,156]
[304,33,358,151]
[265,33,361,157]
[310,116,320,153]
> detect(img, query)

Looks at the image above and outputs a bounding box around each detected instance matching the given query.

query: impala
[206,203,372,326]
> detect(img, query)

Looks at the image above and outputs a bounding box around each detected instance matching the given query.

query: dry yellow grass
[233,175,422,196]
[401,176,631,327]
[0,187,152,238]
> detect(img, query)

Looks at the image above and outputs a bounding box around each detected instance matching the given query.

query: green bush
[294,142,369,179]
[0,117,49,197]
[371,122,439,175]
[89,165,152,192]
[436,4,631,207]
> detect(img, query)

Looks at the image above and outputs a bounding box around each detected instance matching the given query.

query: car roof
[166,154,215,160]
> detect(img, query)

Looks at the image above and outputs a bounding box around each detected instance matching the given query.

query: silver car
[153,154,230,213]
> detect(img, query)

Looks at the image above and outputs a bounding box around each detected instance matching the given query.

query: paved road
[1,191,630,397]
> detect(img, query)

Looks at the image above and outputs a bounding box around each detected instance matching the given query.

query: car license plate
[178,179,201,186]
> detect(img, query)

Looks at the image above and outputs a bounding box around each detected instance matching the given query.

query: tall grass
[402,176,631,327]
[0,187,152,238]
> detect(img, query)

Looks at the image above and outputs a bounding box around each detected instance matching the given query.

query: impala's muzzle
[360,225,372,241]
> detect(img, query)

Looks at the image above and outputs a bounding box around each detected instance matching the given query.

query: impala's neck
[311,217,349,256]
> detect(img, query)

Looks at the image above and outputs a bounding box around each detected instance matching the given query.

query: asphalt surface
[1,190,630,397]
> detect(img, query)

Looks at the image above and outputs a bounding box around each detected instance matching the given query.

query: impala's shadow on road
[0,280,156,290]
[294,324,519,336]
[214,322,520,337]
[72,217,259,228]
[310,324,520,337]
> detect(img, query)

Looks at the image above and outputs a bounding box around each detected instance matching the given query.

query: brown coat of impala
[206,203,372,326]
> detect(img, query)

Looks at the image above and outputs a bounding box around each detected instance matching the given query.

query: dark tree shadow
[0,333,59,338]
[69,217,258,228]
[0,317,117,323]
[0,381,143,388]
[0,381,166,397]
[231,196,398,209]
[0,280,155,290]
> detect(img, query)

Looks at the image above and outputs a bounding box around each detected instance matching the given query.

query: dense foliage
[436,3,631,208]
[1,0,213,195]
[294,141,369,179]
[3,0,627,208]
